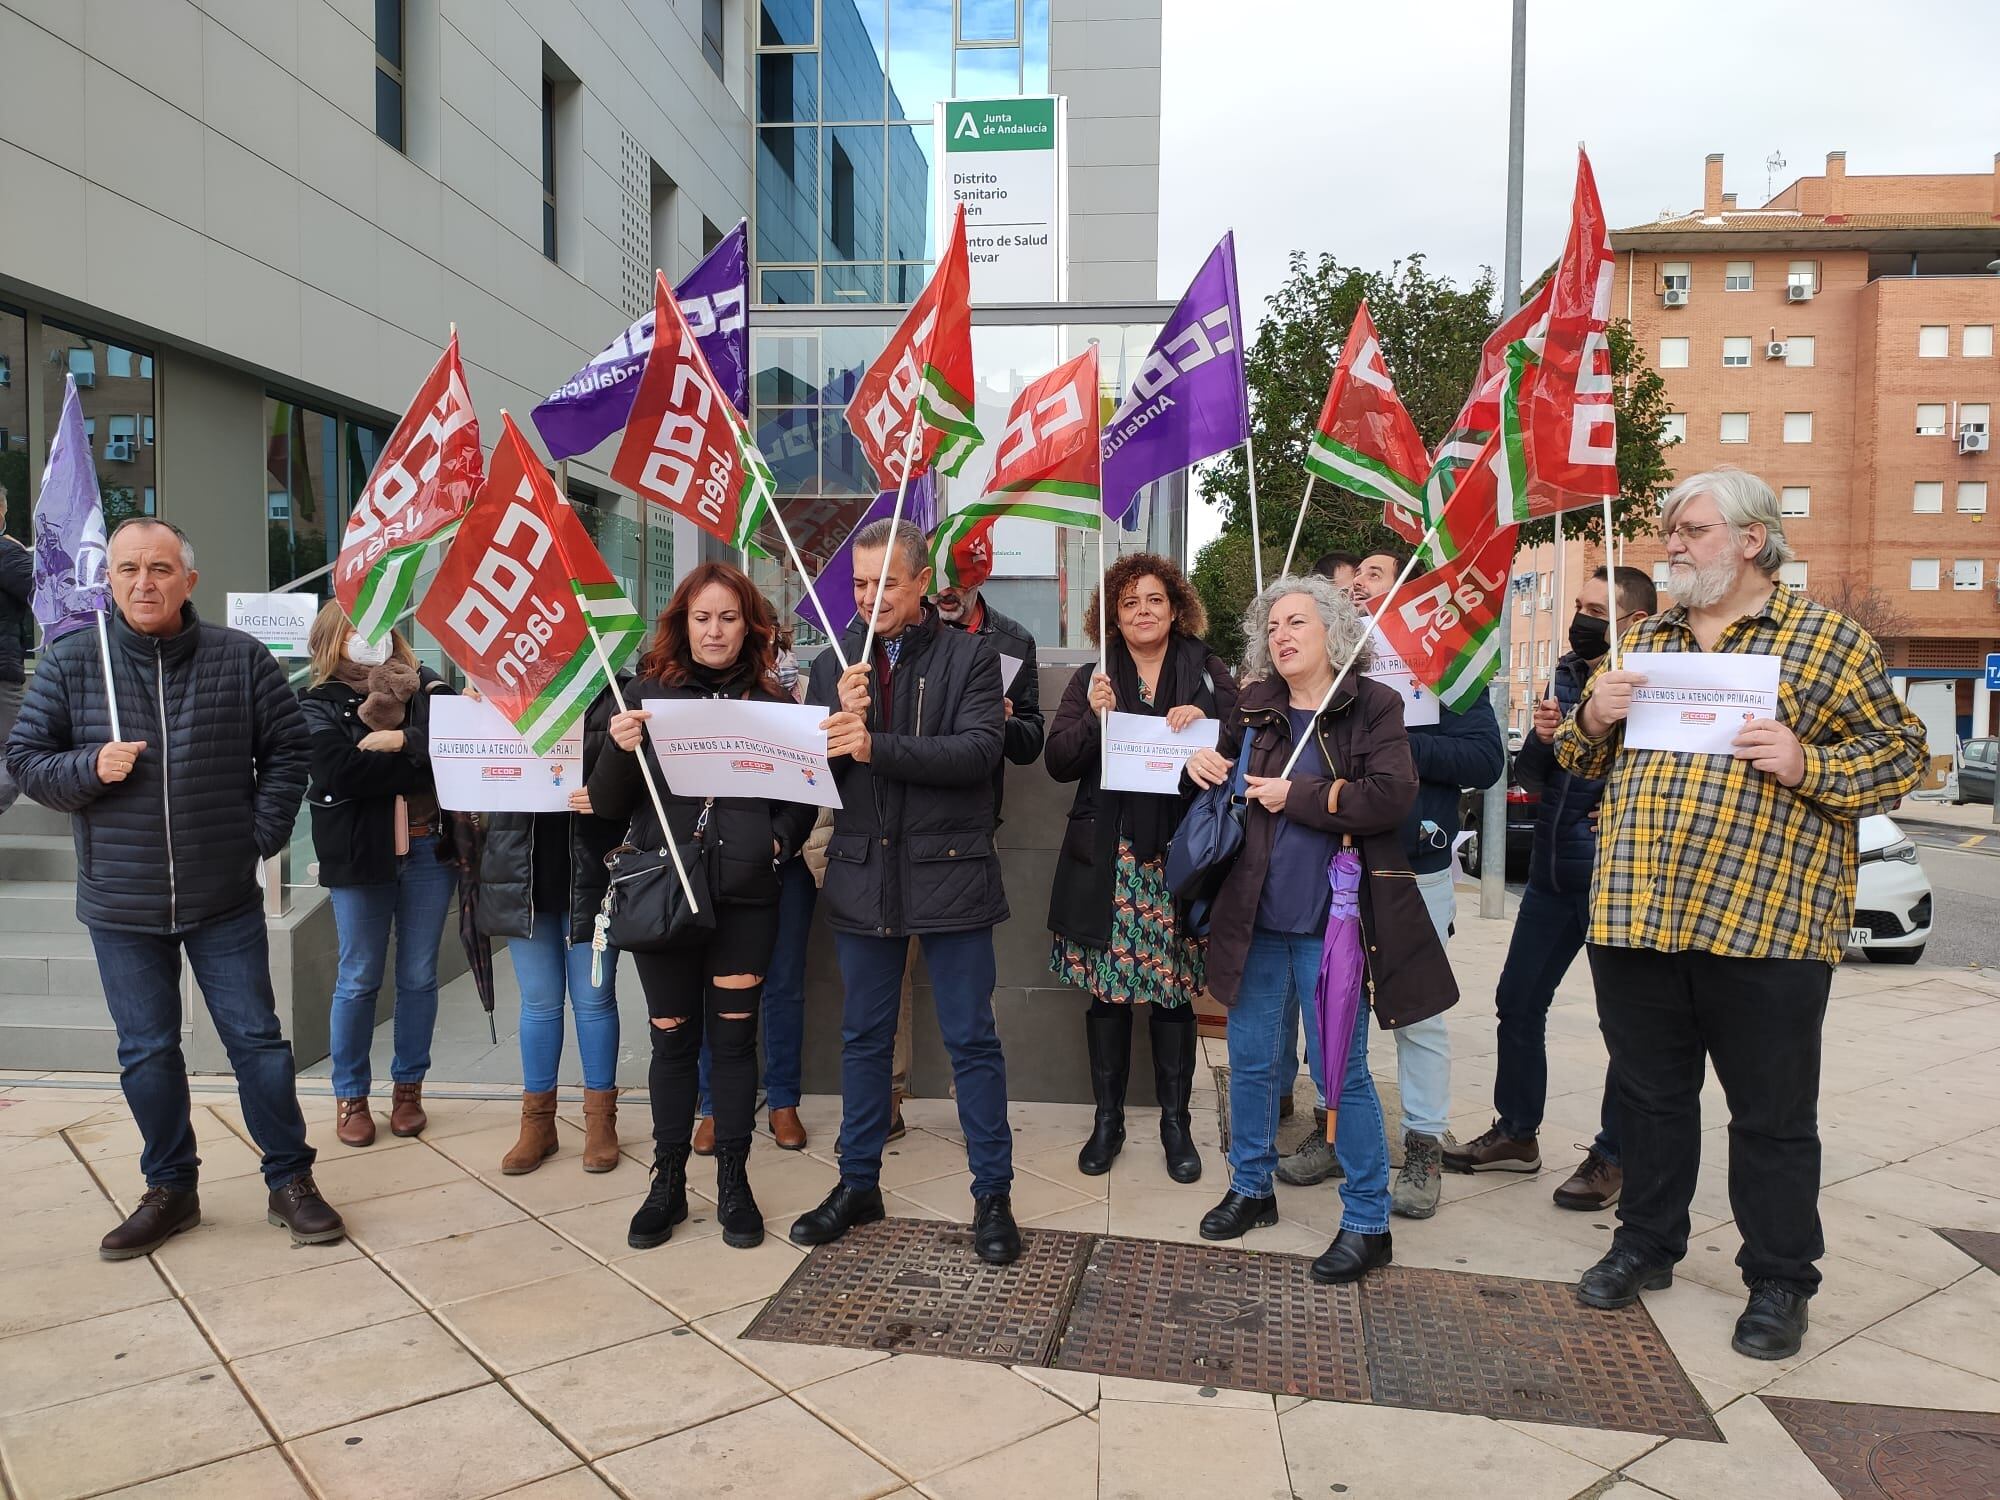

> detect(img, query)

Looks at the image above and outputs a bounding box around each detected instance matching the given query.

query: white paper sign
[998,652,1025,695]
[1366,628,1441,726]
[429,696,582,812]
[1101,711,1221,795]
[1622,651,1782,755]
[227,591,317,656]
[642,698,842,809]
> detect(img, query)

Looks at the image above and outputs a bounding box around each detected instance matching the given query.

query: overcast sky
[1157,0,2000,551]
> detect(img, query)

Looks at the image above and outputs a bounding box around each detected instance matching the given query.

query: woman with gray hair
[1181,575,1451,1283]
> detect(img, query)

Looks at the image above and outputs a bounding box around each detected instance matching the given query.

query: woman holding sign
[588,563,817,1252]
[1046,554,1235,1184]
[299,602,457,1148]
[1184,575,1451,1285]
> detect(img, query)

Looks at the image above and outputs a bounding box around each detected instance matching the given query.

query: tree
[1190,252,1675,662]
[1812,575,1914,644]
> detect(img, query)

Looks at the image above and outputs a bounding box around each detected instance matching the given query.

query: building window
[1966,325,1994,358]
[1661,261,1691,295]
[1960,402,1990,436]
[1918,325,1949,358]
[142,415,155,446]
[703,0,726,78]
[106,414,137,463]
[1916,403,1947,436]
[1651,561,1671,588]
[1778,562,1808,593]
[1785,336,1815,367]
[1780,486,1811,517]
[1660,412,1687,445]
[1720,412,1749,443]
[1783,412,1812,444]
[141,487,155,514]
[374,0,404,151]
[1910,558,1940,590]
[1955,559,1986,590]
[1959,482,1989,514]
[1787,260,1818,294]
[1722,336,1751,367]
[1913,481,1944,513]
[1659,337,1689,369]
[1724,260,1754,291]
[106,346,133,378]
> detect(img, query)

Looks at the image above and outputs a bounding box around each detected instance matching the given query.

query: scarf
[1106,633,1204,862]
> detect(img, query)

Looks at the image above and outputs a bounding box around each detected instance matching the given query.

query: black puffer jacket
[1514,650,1604,895]
[300,668,454,888]
[943,598,1043,822]
[478,682,625,943]
[0,534,31,684]
[806,606,1007,936]
[586,673,817,907]
[4,604,310,932]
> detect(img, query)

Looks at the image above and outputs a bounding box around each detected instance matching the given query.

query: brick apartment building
[1506,150,2000,767]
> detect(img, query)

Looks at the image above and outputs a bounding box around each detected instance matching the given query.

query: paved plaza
[3,903,1999,1499]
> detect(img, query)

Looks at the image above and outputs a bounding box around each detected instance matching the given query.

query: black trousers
[1587,944,1831,1293]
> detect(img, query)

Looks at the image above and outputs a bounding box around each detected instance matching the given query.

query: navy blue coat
[1513,649,1605,896]
[1400,693,1505,875]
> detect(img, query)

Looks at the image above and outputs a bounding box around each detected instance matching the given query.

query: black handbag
[1163,731,1258,936]
[598,802,716,953]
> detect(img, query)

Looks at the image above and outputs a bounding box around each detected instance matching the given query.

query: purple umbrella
[1311,844,1367,1145]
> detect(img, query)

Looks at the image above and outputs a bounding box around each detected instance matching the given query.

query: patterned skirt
[1049,838,1206,1009]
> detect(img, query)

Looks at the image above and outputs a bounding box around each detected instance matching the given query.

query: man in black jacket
[934,576,1044,821]
[1445,565,1656,1210]
[0,481,32,818]
[791,518,1019,1265]
[5,519,342,1258]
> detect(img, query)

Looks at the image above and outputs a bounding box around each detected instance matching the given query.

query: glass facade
[263,396,391,605]
[0,306,25,544]
[41,321,157,529]
[755,0,1051,306]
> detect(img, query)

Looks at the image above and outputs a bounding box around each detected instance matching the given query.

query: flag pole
[1096,518,1110,785]
[857,418,927,669]
[1243,433,1266,596]
[94,611,122,741]
[1602,493,1620,671]
[1278,475,1318,581]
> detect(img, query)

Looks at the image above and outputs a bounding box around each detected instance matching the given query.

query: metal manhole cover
[1934,1227,2000,1275]
[1360,1264,1718,1440]
[1766,1397,2000,1498]
[1051,1235,1369,1402]
[742,1217,1094,1366]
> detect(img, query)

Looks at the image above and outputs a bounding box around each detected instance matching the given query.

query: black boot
[1199,1189,1278,1241]
[972,1192,1021,1266]
[1576,1244,1675,1310]
[1310,1228,1393,1284]
[1732,1280,1810,1360]
[1078,1007,1131,1176]
[1150,1010,1202,1184]
[713,1140,765,1249]
[790,1182,887,1247]
[627,1145,690,1250]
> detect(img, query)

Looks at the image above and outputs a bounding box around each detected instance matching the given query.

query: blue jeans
[1493,883,1619,1161]
[89,902,315,1191]
[833,928,1012,1198]
[326,835,457,1100]
[1230,928,1391,1232]
[698,855,814,1113]
[509,913,620,1093]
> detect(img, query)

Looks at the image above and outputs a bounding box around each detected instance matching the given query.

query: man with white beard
[1555,468,1926,1361]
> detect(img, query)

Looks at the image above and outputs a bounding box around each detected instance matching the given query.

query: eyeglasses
[1657,521,1729,545]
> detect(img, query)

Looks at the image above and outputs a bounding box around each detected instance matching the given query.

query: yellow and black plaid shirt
[1554,583,1927,966]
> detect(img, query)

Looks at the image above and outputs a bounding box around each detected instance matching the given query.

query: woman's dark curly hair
[638,561,780,688]
[1084,551,1207,648]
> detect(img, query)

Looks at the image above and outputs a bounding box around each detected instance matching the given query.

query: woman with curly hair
[1044,552,1236,1182]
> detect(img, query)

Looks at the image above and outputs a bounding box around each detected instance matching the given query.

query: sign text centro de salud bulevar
[934,96,1066,304]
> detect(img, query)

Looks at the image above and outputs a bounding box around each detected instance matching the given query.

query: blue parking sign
[1988,653,2000,691]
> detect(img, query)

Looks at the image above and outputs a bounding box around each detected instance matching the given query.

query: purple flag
[1100,232,1250,524]
[531,220,748,459]
[792,473,937,637]
[31,375,111,643]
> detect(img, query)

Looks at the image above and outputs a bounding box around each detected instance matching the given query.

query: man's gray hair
[851,518,929,575]
[110,516,197,571]
[1239,574,1371,683]
[1660,467,1794,572]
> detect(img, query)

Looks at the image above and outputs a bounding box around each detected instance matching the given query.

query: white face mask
[344,632,391,667]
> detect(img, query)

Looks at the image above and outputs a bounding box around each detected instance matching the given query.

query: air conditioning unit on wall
[1663,288,1689,307]
[1787,283,1814,302]
[1959,429,1990,454]
[1765,341,1788,359]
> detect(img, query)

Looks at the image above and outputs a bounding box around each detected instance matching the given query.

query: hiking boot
[1443,1123,1542,1174]
[1392,1131,1444,1219]
[1732,1280,1810,1360]
[501,1090,560,1175]
[99,1185,200,1260]
[1553,1147,1622,1211]
[335,1097,375,1148]
[1277,1114,1344,1187]
[267,1175,345,1245]
[388,1082,426,1137]
[713,1140,765,1248]
[627,1145,691,1250]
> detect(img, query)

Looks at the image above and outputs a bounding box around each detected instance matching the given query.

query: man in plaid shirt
[1555,468,1926,1360]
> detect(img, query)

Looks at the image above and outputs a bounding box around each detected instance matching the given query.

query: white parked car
[1847,814,1932,964]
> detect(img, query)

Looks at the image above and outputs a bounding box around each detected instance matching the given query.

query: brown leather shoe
[336,1097,375,1148]
[99,1185,200,1260]
[1553,1148,1623,1211]
[581,1088,621,1173]
[389,1082,427,1137]
[769,1105,808,1151]
[692,1115,717,1157]
[501,1090,560,1175]
[267,1174,345,1244]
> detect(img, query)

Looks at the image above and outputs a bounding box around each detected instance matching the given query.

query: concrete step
[0,834,79,883]
[0,881,86,935]
[0,931,104,998]
[0,799,73,839]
